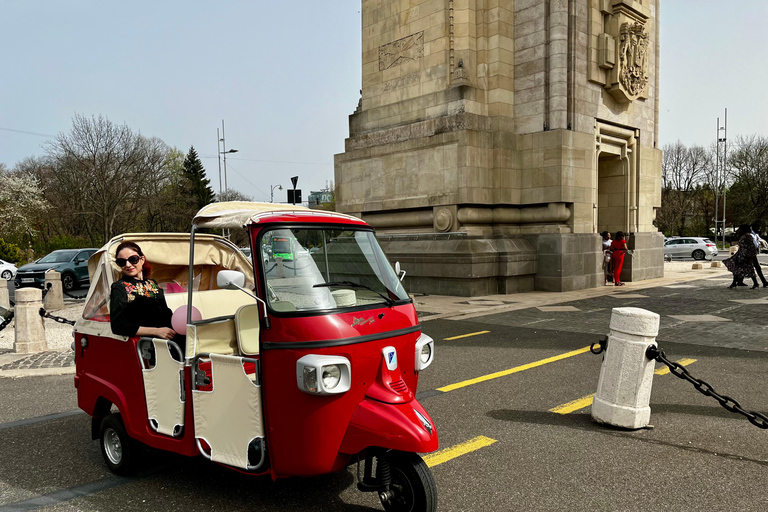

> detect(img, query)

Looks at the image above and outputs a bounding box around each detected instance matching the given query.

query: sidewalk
[0,261,729,378]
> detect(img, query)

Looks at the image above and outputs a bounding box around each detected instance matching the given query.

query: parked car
[663,237,718,260]
[15,248,97,291]
[0,259,17,281]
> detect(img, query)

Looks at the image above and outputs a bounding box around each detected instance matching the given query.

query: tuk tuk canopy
[77,232,254,337]
[192,201,309,230]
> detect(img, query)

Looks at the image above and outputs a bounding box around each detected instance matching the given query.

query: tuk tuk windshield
[261,228,409,313]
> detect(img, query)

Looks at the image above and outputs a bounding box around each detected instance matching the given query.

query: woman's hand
[154,327,177,340]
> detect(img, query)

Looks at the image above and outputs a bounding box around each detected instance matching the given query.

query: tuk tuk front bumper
[339,398,438,456]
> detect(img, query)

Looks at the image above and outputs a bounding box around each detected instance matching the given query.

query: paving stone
[667,315,731,322]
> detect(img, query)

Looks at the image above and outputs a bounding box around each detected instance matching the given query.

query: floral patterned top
[110,275,173,337]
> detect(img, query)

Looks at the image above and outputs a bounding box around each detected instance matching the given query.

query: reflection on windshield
[261,228,409,313]
[38,251,77,264]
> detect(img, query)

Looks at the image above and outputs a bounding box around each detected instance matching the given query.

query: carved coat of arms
[617,22,649,99]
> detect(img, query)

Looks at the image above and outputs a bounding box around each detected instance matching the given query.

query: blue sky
[1,1,766,201]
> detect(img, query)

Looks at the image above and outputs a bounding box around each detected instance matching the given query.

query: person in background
[601,231,613,285]
[610,231,628,286]
[750,223,768,287]
[110,241,178,340]
[724,225,759,289]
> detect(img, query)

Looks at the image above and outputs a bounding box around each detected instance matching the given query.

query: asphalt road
[1,276,767,511]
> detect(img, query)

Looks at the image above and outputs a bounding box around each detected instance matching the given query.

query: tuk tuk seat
[163,290,257,357]
[234,303,260,355]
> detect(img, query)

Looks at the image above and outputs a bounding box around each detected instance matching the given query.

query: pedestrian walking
[724,225,759,289]
[610,231,628,286]
[750,223,768,287]
[601,231,613,285]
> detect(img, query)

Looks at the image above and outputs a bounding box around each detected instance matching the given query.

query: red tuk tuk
[74,202,438,511]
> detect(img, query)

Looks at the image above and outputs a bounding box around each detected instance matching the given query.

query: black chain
[62,289,85,300]
[38,307,76,326]
[646,345,768,429]
[0,312,13,332]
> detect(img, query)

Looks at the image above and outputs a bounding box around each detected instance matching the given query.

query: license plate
[21,278,34,283]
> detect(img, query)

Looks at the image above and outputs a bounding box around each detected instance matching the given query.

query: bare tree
[658,141,710,235]
[727,134,768,231]
[45,114,172,243]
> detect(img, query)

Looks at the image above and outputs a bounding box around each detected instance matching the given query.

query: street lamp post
[217,120,238,200]
[270,184,283,203]
[720,108,728,248]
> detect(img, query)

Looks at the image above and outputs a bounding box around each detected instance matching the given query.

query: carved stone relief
[588,0,652,103]
[379,32,424,71]
[616,22,649,99]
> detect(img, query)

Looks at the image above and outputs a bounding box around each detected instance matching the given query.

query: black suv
[15,248,97,291]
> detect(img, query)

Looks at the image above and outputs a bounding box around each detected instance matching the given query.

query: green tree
[182,146,215,210]
[0,238,23,264]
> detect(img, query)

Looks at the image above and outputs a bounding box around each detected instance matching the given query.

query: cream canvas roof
[192,201,309,229]
[88,232,249,278]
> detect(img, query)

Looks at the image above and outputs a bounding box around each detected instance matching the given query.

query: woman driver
[110,241,178,340]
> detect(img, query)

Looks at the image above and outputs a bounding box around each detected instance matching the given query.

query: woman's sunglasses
[116,255,142,267]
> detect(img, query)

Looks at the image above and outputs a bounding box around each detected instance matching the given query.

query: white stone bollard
[0,278,9,310]
[13,287,48,354]
[592,307,660,429]
[44,271,65,311]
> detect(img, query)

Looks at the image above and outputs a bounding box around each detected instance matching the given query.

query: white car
[0,259,17,281]
[663,237,718,260]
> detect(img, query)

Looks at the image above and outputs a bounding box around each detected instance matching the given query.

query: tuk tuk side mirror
[216,270,271,330]
[217,269,246,289]
[395,261,406,282]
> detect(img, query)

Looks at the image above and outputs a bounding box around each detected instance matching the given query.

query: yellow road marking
[550,394,595,415]
[549,358,698,414]
[437,346,591,392]
[444,330,490,340]
[423,436,497,468]
[655,358,697,375]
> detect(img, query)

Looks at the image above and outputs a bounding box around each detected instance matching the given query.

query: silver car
[664,237,718,260]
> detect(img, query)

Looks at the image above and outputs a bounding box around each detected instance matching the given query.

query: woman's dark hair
[115,241,152,278]
[616,231,625,240]
[601,231,609,239]
[737,224,751,238]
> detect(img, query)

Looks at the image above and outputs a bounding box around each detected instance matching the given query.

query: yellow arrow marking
[423,436,498,468]
[437,346,592,393]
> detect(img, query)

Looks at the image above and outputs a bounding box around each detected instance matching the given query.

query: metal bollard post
[592,307,660,429]
[0,278,9,310]
[13,288,48,354]
[44,271,65,311]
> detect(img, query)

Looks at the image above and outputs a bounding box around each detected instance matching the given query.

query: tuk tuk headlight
[414,333,434,372]
[296,355,351,395]
[322,365,341,390]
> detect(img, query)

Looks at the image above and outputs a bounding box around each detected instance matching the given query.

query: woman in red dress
[610,231,628,286]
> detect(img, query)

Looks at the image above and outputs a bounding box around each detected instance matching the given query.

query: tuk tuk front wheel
[380,451,437,512]
[99,413,137,476]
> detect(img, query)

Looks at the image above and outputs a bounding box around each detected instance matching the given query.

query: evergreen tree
[182,146,215,209]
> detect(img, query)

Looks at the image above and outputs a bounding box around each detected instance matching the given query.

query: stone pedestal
[14,287,47,354]
[379,235,536,297]
[0,279,9,310]
[592,307,660,429]
[44,271,65,311]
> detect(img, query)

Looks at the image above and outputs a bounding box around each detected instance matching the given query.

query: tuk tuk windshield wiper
[313,281,396,307]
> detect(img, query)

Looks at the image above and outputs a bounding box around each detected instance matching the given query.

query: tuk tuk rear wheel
[380,451,437,512]
[99,413,137,476]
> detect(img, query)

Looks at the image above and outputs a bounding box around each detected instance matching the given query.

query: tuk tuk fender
[339,398,438,456]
